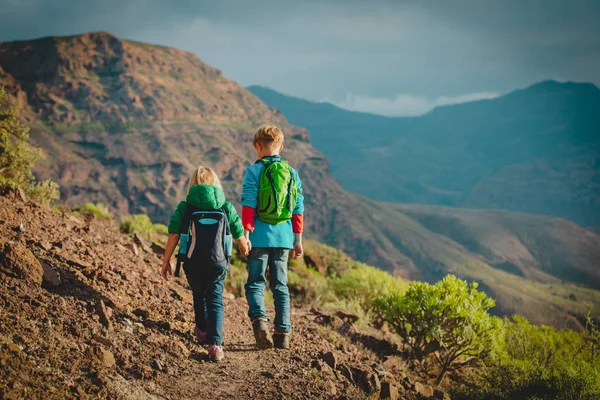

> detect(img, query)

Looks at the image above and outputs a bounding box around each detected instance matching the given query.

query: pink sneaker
[208,345,224,362]
[194,326,207,343]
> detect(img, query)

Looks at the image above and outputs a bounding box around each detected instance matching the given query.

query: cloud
[326,92,500,117]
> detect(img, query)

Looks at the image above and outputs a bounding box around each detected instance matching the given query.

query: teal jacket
[241,156,304,249]
[168,184,244,239]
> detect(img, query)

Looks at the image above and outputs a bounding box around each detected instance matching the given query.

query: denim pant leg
[205,267,227,345]
[269,249,291,333]
[245,248,270,322]
[184,266,208,331]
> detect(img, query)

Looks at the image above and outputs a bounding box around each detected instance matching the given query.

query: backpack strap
[174,203,194,277]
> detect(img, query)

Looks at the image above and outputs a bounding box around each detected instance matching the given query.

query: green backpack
[257,158,299,225]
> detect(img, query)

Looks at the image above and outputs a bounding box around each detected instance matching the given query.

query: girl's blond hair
[188,166,222,192]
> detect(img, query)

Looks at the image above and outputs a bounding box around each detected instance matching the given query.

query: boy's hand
[290,242,303,260]
[161,260,172,281]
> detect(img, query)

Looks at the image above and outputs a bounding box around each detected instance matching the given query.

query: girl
[161,166,250,361]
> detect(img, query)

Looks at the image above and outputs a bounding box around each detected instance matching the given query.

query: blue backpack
[174,204,232,277]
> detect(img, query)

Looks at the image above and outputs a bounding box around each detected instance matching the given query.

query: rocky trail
[0,192,445,400]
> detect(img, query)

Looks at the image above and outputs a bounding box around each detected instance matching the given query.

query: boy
[242,124,304,350]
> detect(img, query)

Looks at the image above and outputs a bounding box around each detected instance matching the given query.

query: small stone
[174,341,190,357]
[338,364,354,383]
[126,242,139,256]
[415,382,434,398]
[41,262,61,287]
[151,359,165,372]
[96,300,112,329]
[40,241,53,251]
[132,308,150,319]
[0,241,44,285]
[86,346,115,368]
[380,381,399,400]
[368,373,381,394]
[7,343,22,353]
[319,351,337,370]
[157,320,171,330]
[372,363,387,377]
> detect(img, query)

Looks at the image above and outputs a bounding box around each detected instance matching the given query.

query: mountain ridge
[249,81,600,226]
[2,33,600,327]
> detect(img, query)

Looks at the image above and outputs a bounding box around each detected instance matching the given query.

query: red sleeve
[292,213,304,234]
[242,206,255,232]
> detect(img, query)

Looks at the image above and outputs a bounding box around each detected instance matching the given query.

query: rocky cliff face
[0,32,415,275]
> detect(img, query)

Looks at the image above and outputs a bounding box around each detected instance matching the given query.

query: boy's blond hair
[252,124,284,148]
[188,166,222,192]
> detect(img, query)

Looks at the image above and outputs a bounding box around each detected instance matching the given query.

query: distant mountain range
[248,82,600,226]
[2,32,600,328]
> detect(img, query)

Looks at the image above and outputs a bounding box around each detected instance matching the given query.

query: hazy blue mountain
[248,81,600,226]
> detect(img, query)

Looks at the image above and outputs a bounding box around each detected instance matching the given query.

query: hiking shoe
[194,326,207,343]
[273,332,291,350]
[208,345,224,362]
[252,318,273,349]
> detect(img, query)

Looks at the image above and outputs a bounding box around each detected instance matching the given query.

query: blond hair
[252,124,284,147]
[188,166,222,192]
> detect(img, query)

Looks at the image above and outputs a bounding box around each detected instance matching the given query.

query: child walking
[241,124,304,350]
[161,166,250,361]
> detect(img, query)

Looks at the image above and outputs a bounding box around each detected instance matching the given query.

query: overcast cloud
[0,0,599,116]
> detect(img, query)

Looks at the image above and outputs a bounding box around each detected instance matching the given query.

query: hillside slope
[2,32,600,328]
[249,83,600,226]
[0,193,430,399]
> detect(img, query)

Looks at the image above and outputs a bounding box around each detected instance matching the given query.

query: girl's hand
[161,260,172,281]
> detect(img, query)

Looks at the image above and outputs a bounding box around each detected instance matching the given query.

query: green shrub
[76,202,113,219]
[0,86,41,187]
[455,316,600,400]
[120,214,154,235]
[120,213,167,243]
[375,274,500,384]
[0,86,60,204]
[331,265,407,312]
[26,179,61,205]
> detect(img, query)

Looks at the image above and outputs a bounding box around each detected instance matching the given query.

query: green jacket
[168,184,244,239]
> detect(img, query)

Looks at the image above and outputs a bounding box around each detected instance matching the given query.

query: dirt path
[0,194,426,400]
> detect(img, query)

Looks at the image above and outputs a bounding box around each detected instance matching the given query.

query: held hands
[236,236,252,256]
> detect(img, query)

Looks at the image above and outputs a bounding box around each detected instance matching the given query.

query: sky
[1,0,599,116]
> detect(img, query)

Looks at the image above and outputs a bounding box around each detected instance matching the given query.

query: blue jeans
[245,248,291,333]
[183,261,227,345]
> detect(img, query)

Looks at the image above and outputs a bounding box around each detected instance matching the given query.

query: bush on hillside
[0,86,60,204]
[374,274,500,385]
[0,86,40,187]
[119,213,168,243]
[76,202,113,219]
[331,265,407,312]
[26,179,61,205]
[455,316,600,400]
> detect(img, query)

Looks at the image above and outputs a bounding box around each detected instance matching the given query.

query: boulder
[0,241,44,286]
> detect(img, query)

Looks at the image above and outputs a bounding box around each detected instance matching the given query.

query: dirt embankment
[0,193,447,400]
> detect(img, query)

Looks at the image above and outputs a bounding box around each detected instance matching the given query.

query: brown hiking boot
[252,318,273,349]
[273,332,291,350]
